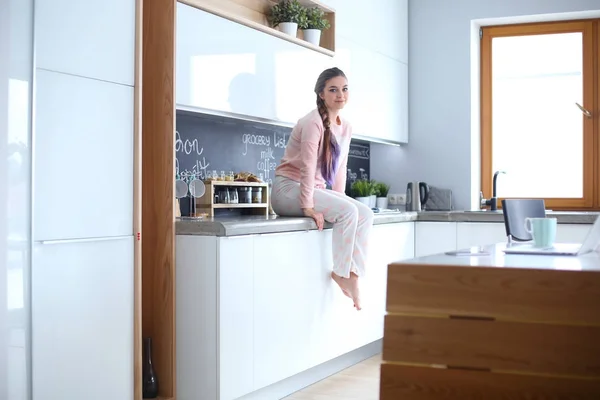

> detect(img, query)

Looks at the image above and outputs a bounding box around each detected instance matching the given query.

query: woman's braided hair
[314,67,345,186]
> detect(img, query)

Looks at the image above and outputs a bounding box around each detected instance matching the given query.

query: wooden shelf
[203,180,267,187]
[180,0,336,56]
[198,180,270,216]
[205,203,268,208]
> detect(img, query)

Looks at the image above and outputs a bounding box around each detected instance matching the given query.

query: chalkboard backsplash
[175,110,370,196]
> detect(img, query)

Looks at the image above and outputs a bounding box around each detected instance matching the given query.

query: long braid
[317,96,340,186]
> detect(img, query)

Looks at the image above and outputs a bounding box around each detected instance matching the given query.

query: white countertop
[393,243,600,272]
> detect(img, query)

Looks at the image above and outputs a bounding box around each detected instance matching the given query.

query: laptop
[503,215,600,256]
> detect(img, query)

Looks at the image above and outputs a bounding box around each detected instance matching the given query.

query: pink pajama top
[275,109,353,209]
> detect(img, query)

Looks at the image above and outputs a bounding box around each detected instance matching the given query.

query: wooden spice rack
[197,180,270,216]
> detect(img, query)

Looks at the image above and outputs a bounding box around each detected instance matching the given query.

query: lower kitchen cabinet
[32,236,134,400]
[175,222,414,400]
[415,222,457,257]
[456,222,507,249]
[556,224,592,243]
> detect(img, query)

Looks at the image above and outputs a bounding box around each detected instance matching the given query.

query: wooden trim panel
[180,0,336,56]
[133,0,143,398]
[383,315,600,377]
[141,0,176,398]
[480,19,598,210]
[380,364,600,400]
[385,264,600,325]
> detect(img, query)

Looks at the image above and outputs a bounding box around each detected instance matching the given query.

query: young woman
[271,67,373,311]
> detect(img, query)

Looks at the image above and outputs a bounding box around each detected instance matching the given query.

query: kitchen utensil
[424,185,453,211]
[406,181,430,211]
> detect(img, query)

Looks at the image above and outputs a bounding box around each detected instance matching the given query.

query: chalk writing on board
[175,130,211,179]
[258,146,277,182]
[348,143,370,160]
[239,130,290,182]
[346,167,369,186]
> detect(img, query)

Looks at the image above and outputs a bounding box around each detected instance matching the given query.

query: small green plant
[351,179,374,197]
[300,6,331,30]
[269,0,306,27]
[374,182,390,197]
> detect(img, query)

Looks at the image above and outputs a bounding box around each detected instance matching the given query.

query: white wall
[370,0,600,209]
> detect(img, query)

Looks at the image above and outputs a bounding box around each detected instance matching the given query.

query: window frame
[480,19,598,210]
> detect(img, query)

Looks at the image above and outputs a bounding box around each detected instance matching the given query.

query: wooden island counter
[380,243,600,399]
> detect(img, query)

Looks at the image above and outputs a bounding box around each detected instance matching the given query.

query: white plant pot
[303,29,321,45]
[355,196,371,206]
[370,195,376,208]
[376,197,388,209]
[279,22,298,37]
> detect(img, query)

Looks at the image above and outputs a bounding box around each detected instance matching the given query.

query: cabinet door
[34,69,133,241]
[177,3,328,124]
[333,37,408,143]
[218,235,254,400]
[556,224,592,243]
[252,230,318,389]
[320,0,408,63]
[360,222,415,340]
[456,222,507,249]
[32,236,133,400]
[415,222,457,257]
[35,0,135,85]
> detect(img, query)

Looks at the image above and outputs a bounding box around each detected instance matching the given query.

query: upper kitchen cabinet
[333,37,408,143]
[177,2,331,124]
[34,69,134,242]
[321,0,408,64]
[35,0,136,86]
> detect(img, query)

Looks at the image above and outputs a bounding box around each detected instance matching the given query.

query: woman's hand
[303,208,324,231]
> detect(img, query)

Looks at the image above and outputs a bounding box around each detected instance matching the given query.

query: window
[480,19,598,210]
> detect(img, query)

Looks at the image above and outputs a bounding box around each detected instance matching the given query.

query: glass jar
[238,187,252,203]
[252,187,262,203]
[229,187,239,204]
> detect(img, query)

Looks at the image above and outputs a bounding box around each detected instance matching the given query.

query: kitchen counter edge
[176,210,599,237]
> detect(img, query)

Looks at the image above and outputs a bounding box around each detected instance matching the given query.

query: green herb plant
[300,6,331,30]
[269,0,306,28]
[351,179,374,197]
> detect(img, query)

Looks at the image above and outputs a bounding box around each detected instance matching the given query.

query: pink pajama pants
[271,175,374,278]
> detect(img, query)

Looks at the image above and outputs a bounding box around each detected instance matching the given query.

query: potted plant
[269,0,306,37]
[374,182,390,209]
[300,6,331,45]
[351,179,374,206]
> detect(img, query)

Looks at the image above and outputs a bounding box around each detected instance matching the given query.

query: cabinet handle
[39,235,132,245]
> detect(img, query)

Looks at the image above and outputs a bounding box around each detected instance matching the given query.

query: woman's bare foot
[331,271,362,310]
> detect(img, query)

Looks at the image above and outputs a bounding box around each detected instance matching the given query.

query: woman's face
[320,75,349,112]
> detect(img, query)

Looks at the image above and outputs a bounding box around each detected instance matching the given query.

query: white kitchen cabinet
[34,69,133,241]
[253,222,414,390]
[176,234,255,400]
[333,36,408,143]
[176,221,415,399]
[415,222,457,257]
[176,3,330,124]
[556,224,592,243]
[35,0,135,86]
[218,236,255,400]
[456,222,508,249]
[253,230,322,389]
[320,0,408,64]
[32,236,134,400]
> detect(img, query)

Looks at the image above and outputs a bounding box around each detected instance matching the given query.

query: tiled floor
[283,353,381,400]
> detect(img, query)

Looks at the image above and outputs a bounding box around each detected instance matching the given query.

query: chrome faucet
[480,170,506,211]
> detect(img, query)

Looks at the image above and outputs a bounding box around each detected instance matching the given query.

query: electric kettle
[406,181,430,211]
